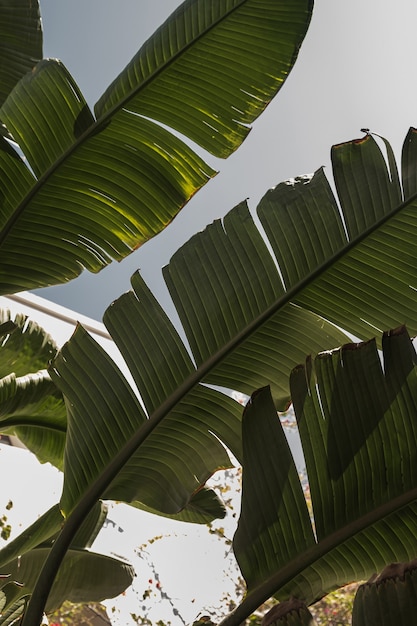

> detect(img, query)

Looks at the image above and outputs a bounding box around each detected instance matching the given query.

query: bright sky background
[32,0,417,321]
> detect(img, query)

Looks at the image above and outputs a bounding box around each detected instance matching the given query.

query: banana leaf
[1,547,134,615]
[23,126,417,624]
[0,0,42,106]
[0,310,56,377]
[26,129,410,521]
[0,311,66,469]
[0,0,313,294]
[229,327,417,624]
[46,130,417,523]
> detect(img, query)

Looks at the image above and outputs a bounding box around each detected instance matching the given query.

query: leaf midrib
[219,484,417,626]
[0,417,66,432]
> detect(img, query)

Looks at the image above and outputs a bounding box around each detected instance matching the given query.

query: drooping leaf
[0,501,133,616]
[230,327,417,622]
[0,502,107,569]
[0,506,63,571]
[133,486,227,525]
[50,324,236,521]
[50,129,417,523]
[0,0,42,106]
[0,310,66,468]
[0,372,66,469]
[2,547,134,614]
[0,0,313,294]
[0,310,57,378]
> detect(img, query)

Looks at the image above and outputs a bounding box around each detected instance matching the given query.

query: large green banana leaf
[23,129,417,623]
[0,310,66,468]
[0,1,42,106]
[0,309,230,523]
[47,131,415,521]
[0,0,313,294]
[229,326,417,625]
[51,323,236,522]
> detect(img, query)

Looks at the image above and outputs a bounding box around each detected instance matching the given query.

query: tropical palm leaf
[0,311,66,468]
[0,0,42,106]
[49,130,417,524]
[51,323,235,522]
[26,128,417,624]
[0,0,313,294]
[230,326,417,624]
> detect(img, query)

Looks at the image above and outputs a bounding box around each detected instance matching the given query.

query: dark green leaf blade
[401,127,417,199]
[163,198,351,407]
[104,271,196,415]
[233,386,315,592]
[257,168,347,289]
[96,0,314,158]
[229,328,417,620]
[0,311,57,378]
[0,582,29,626]
[51,324,240,521]
[0,502,111,570]
[0,0,42,106]
[294,193,417,344]
[3,547,134,614]
[0,371,66,469]
[104,271,245,461]
[0,0,312,295]
[162,131,417,414]
[133,485,227,524]
[332,134,402,240]
[0,59,95,178]
[49,325,146,516]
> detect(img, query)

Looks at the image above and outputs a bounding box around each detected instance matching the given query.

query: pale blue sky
[34,0,417,320]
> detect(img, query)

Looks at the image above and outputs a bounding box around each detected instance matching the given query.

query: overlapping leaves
[0,0,42,106]
[0,0,313,294]
[44,129,417,523]
[230,326,417,624]
[0,310,66,468]
[42,128,417,625]
[0,502,134,618]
